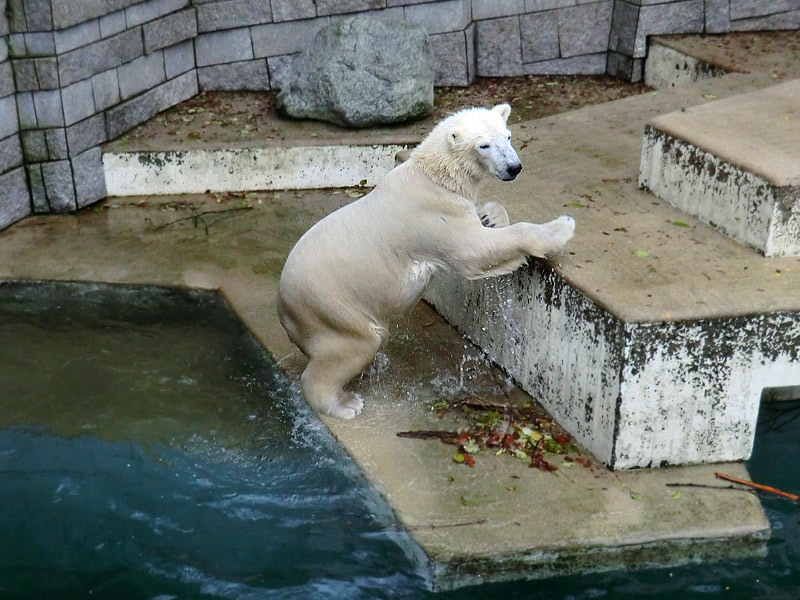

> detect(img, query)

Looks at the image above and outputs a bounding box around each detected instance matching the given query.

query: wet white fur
[278,104,575,419]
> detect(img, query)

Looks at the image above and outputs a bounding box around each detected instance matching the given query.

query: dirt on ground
[114,75,649,150]
[434,75,650,123]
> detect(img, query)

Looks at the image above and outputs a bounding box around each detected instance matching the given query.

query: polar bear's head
[411,103,523,198]
[446,103,522,182]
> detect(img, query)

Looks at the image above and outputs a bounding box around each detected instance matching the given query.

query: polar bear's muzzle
[503,162,522,181]
[491,142,522,182]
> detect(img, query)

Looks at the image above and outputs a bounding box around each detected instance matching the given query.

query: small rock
[276,16,434,128]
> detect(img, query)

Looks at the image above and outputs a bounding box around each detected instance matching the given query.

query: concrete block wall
[0,0,31,229]
[192,0,476,90]
[6,0,198,214]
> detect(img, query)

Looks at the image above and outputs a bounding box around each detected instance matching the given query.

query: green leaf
[671,490,681,500]
[633,249,649,258]
[629,491,644,501]
[462,439,480,454]
[567,202,586,208]
[453,453,465,464]
[671,221,690,228]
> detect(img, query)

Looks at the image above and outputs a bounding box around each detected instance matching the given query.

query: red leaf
[530,451,558,472]
[463,453,476,468]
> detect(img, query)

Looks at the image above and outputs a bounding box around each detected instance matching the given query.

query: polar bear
[278,104,575,419]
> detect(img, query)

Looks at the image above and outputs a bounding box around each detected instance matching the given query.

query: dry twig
[715,472,799,501]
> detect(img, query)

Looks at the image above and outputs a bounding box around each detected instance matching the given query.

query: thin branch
[145,205,253,234]
[666,482,756,494]
[417,518,489,529]
[715,472,799,501]
[396,430,458,441]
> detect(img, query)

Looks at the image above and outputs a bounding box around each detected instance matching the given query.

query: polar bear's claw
[479,202,510,229]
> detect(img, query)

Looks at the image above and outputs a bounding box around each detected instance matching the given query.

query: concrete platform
[0,192,769,590]
[640,79,800,257]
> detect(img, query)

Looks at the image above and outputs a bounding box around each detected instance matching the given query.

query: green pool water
[0,281,797,599]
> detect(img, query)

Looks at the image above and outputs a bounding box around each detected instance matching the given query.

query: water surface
[0,281,797,599]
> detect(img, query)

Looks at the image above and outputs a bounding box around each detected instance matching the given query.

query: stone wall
[0,0,798,227]
[0,0,30,229]
[5,0,197,219]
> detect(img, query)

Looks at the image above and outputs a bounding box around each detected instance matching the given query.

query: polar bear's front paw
[479,202,510,228]
[527,215,576,257]
[549,215,576,245]
[330,392,365,420]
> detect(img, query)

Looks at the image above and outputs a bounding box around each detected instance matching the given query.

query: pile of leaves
[397,395,592,472]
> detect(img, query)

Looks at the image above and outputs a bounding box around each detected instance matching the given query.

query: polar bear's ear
[492,103,512,123]
[448,127,463,148]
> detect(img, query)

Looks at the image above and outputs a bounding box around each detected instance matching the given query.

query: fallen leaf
[633,249,649,258]
[462,439,481,454]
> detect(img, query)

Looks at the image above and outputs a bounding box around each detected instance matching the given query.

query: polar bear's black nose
[507,163,522,178]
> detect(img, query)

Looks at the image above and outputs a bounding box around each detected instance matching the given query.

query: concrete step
[426,73,800,470]
[644,38,728,89]
[644,31,800,91]
[99,72,800,471]
[103,143,411,195]
[97,36,800,474]
[639,79,800,257]
[101,92,425,195]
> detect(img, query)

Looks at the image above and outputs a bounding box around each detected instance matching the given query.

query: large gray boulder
[276,17,434,128]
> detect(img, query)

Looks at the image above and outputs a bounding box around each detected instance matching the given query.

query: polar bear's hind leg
[300,330,382,420]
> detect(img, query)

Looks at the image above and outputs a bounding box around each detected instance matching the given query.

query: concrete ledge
[639,79,800,257]
[103,143,411,195]
[640,125,800,256]
[425,263,800,470]
[644,39,727,89]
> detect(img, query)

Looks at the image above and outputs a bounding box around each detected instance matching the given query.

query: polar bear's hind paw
[330,392,365,420]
